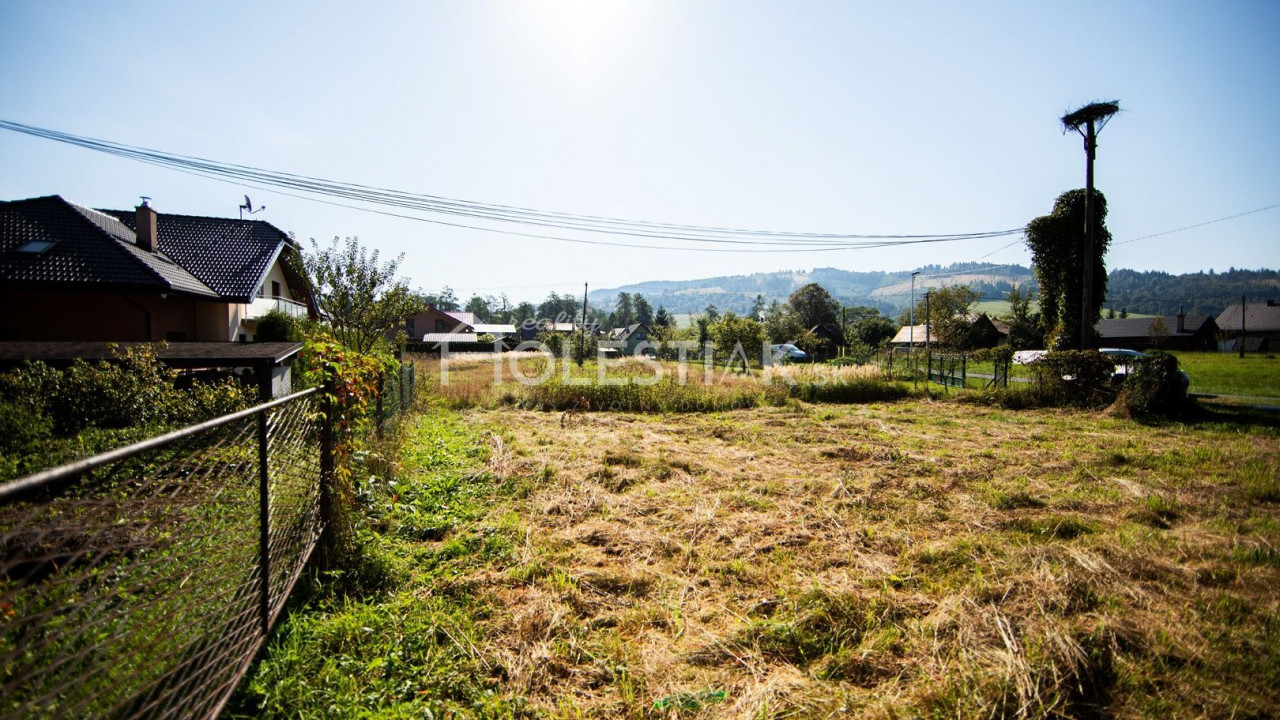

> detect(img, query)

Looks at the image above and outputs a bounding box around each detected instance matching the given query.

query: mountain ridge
[588,264,1279,318]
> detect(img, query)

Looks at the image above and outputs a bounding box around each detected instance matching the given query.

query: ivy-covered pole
[1061,101,1120,350]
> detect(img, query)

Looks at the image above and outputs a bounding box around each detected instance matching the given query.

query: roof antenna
[239,195,266,220]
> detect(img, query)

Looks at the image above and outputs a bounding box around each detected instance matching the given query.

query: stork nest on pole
[1061,101,1120,134]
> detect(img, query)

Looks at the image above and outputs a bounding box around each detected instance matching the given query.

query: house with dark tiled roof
[0,195,315,343]
[1216,300,1280,353]
[1095,312,1218,351]
[606,323,652,355]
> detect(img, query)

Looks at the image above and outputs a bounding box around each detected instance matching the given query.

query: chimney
[1177,305,1185,333]
[135,197,158,253]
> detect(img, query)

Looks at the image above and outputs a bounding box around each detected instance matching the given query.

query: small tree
[255,308,302,342]
[634,294,654,327]
[763,300,801,343]
[844,306,896,348]
[711,312,766,371]
[1148,316,1169,349]
[418,286,459,311]
[1003,286,1042,350]
[464,295,493,323]
[914,285,980,350]
[653,306,673,328]
[304,236,418,354]
[787,283,840,332]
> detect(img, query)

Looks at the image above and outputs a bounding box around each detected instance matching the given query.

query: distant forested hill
[589,263,1034,316]
[1105,268,1280,316]
[588,265,1277,319]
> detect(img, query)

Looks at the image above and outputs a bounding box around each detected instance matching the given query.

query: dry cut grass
[450,400,1280,718]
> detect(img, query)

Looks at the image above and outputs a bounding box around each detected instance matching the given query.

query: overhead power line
[1114,202,1280,245]
[0,119,1025,252]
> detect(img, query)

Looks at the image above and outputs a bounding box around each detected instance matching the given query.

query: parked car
[1012,350,1047,365]
[1099,348,1191,389]
[769,343,809,361]
[1013,348,1190,390]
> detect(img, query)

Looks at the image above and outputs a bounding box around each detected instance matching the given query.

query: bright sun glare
[509,0,651,82]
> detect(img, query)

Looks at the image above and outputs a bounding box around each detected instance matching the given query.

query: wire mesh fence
[0,387,326,720]
[374,360,416,435]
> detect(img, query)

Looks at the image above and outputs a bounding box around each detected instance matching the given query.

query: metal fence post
[399,365,407,412]
[257,407,271,637]
[319,377,335,560]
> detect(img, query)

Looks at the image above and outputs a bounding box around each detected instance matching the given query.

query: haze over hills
[589,264,1280,318]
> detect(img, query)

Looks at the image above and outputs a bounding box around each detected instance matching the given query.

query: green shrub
[1120,350,1189,418]
[0,399,52,458]
[1028,350,1117,407]
[0,347,256,478]
[255,309,302,342]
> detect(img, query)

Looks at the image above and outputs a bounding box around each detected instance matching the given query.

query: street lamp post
[1061,100,1120,350]
[910,271,920,387]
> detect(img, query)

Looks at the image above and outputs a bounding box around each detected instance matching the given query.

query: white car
[769,343,808,361]
[1099,348,1190,389]
[1013,348,1190,389]
[1012,350,1047,365]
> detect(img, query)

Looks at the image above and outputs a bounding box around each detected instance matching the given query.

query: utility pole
[578,282,589,367]
[924,290,931,385]
[910,271,920,388]
[840,306,846,358]
[1239,294,1246,359]
[1061,101,1120,350]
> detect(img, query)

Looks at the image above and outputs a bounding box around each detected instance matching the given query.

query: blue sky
[2,1,1277,303]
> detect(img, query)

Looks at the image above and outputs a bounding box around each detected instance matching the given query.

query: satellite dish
[238,195,266,219]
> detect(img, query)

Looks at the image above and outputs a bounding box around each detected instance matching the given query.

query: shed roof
[890,325,937,344]
[0,341,302,368]
[1216,302,1280,332]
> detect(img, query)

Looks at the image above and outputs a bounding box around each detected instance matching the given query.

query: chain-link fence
[0,387,326,720]
[374,360,416,435]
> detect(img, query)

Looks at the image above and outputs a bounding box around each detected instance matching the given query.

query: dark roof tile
[101,209,294,302]
[0,196,217,298]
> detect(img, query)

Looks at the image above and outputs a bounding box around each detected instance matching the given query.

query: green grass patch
[1172,351,1280,398]
[229,406,529,718]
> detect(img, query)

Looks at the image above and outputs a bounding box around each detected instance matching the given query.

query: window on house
[272,280,281,297]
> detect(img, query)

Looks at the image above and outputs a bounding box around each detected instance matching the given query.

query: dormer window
[16,240,56,254]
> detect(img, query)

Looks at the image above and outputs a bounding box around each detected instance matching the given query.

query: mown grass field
[233,358,1280,719]
[1170,351,1280,399]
